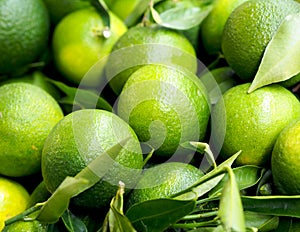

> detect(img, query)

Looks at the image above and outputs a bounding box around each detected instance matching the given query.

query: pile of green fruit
[0,0,300,231]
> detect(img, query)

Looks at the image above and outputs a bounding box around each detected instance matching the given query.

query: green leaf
[218,168,246,232]
[172,151,242,200]
[90,0,110,32]
[61,210,88,232]
[46,79,112,111]
[101,182,136,232]
[248,13,300,93]
[242,195,300,218]
[209,165,264,197]
[126,199,195,232]
[37,139,129,223]
[152,5,212,30]
[244,211,279,232]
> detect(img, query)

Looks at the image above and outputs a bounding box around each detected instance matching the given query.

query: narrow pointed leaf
[61,210,88,232]
[46,79,112,111]
[248,13,300,92]
[126,199,195,232]
[242,195,300,218]
[153,5,212,30]
[37,139,129,223]
[91,0,110,29]
[218,168,246,232]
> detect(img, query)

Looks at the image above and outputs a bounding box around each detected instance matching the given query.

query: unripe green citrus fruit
[117,64,210,157]
[0,0,50,76]
[128,162,203,206]
[271,119,300,195]
[0,83,64,177]
[108,25,197,95]
[213,83,300,166]
[42,109,143,209]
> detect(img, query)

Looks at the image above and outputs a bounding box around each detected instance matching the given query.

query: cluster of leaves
[5,141,300,231]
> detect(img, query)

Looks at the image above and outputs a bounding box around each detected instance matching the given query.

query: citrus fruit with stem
[42,109,144,209]
[271,119,300,195]
[221,0,300,81]
[117,64,210,158]
[0,0,50,77]
[212,83,300,166]
[201,0,248,55]
[128,162,203,206]
[0,177,30,230]
[0,83,63,177]
[52,7,127,86]
[107,25,197,95]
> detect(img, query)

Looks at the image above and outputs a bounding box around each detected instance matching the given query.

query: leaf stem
[172,218,219,229]
[181,211,218,220]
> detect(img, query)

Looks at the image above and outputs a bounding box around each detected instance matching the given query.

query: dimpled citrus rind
[213,83,300,166]
[117,64,210,157]
[272,119,300,195]
[42,109,143,209]
[0,0,49,75]
[128,162,204,206]
[0,177,31,227]
[0,83,63,177]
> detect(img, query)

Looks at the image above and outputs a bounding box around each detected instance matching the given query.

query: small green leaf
[172,151,242,200]
[242,195,300,218]
[101,182,137,232]
[152,5,212,30]
[209,165,264,197]
[248,13,300,93]
[90,0,110,31]
[218,168,246,232]
[61,209,88,232]
[244,211,279,232]
[46,79,112,111]
[126,199,195,232]
[37,139,129,223]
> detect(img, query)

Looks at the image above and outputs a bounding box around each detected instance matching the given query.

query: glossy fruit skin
[212,83,300,166]
[0,0,50,76]
[272,119,300,195]
[0,83,64,177]
[104,0,141,20]
[128,162,203,206]
[222,0,300,81]
[201,0,248,55]
[0,177,30,230]
[108,25,197,95]
[42,109,144,209]
[52,7,127,86]
[117,64,210,157]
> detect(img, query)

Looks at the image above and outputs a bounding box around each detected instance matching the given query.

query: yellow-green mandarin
[222,0,300,81]
[104,0,141,20]
[128,162,203,206]
[42,109,143,209]
[108,25,197,95]
[3,220,46,232]
[0,177,30,230]
[201,0,248,55]
[0,83,64,177]
[272,119,300,195]
[117,64,210,157]
[52,7,127,86]
[213,83,300,166]
[0,0,49,76]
